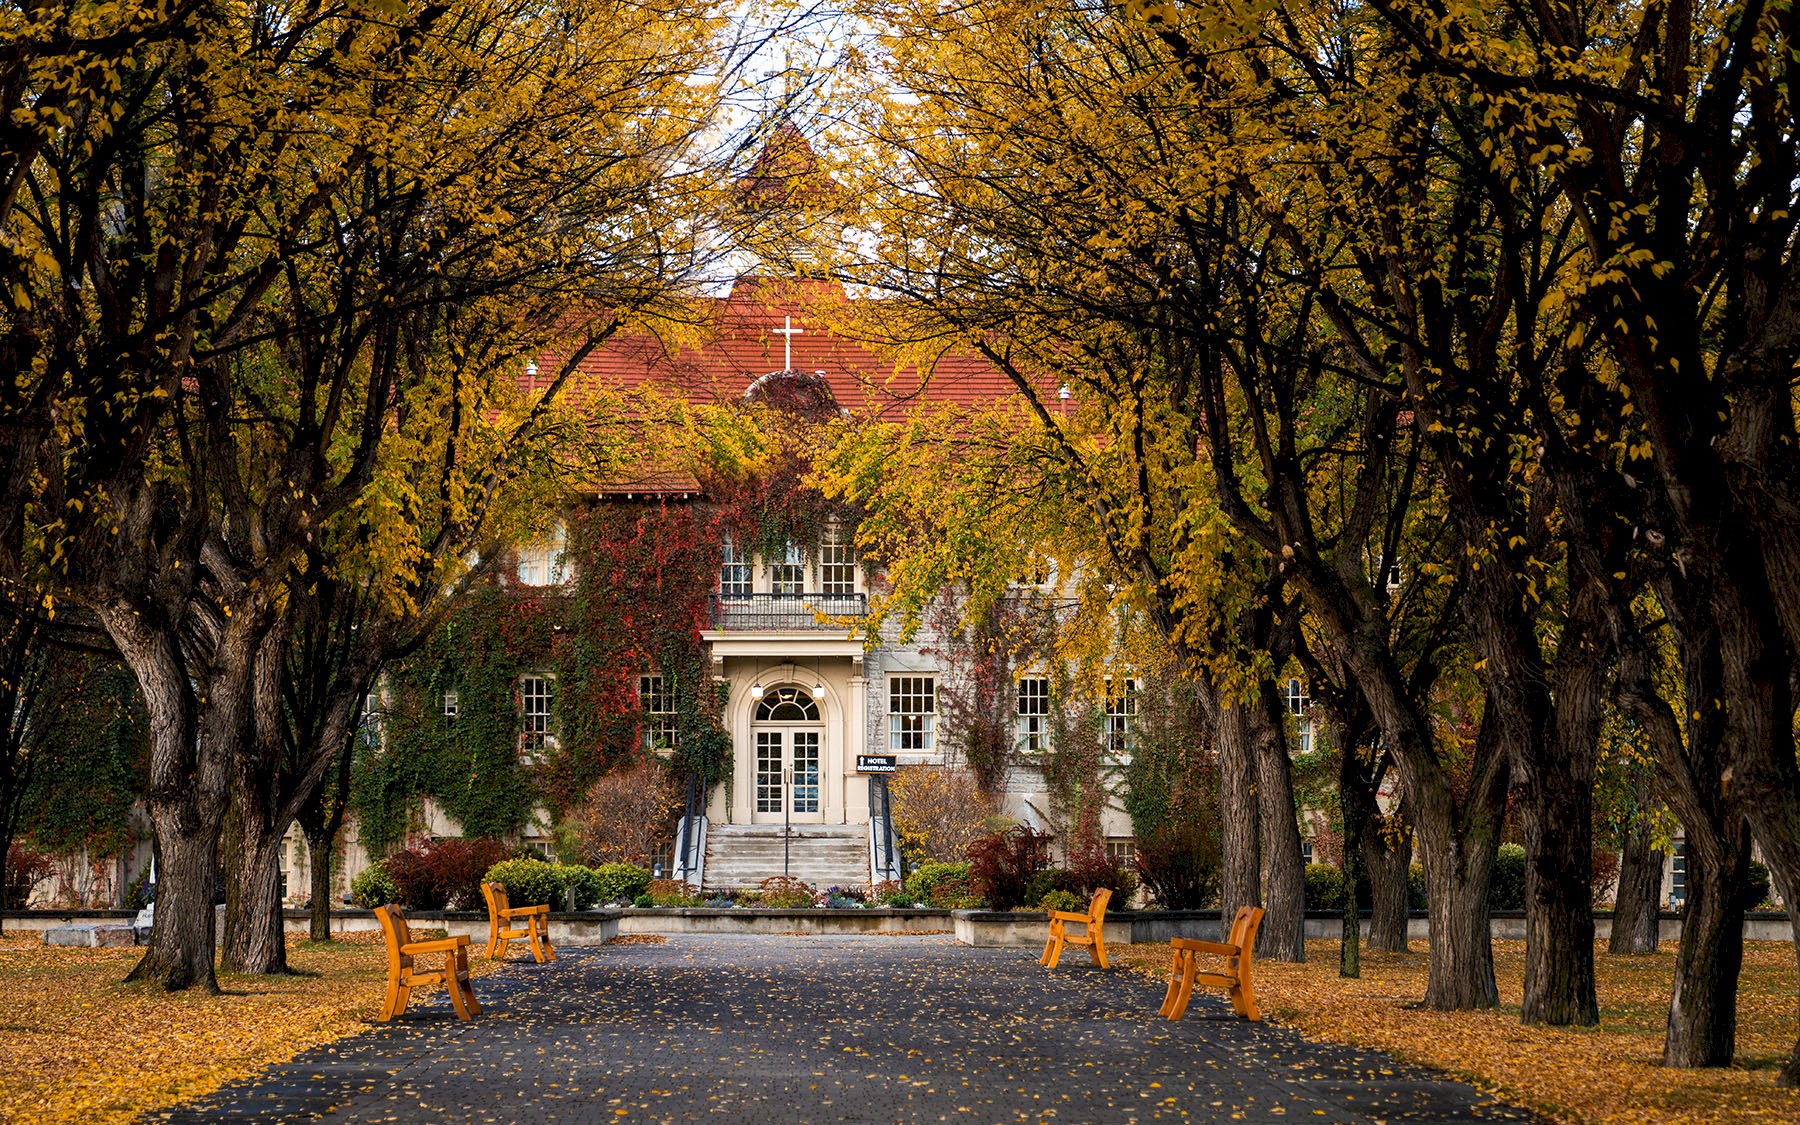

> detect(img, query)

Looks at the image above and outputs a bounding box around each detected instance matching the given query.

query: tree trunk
[1665,830,1750,1067]
[1251,685,1304,962]
[110,608,240,994]
[1518,745,1600,1025]
[307,832,335,941]
[1362,816,1412,953]
[1419,830,1500,1010]
[219,812,291,974]
[1214,701,1260,943]
[1609,821,1663,954]
[126,804,223,991]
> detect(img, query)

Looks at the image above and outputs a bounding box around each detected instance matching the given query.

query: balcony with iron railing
[708,592,867,631]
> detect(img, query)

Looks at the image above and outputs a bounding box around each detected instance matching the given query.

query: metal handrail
[709,593,867,631]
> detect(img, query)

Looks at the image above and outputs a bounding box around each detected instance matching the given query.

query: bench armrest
[1170,939,1240,956]
[1048,910,1097,923]
[500,905,549,919]
[402,937,470,954]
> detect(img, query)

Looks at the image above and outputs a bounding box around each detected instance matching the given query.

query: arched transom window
[754,686,820,722]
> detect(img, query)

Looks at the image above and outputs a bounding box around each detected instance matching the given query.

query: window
[1020,557,1057,588]
[1301,839,1315,866]
[889,676,936,752]
[519,674,554,756]
[1284,677,1315,753]
[1016,677,1051,753]
[516,522,568,586]
[771,542,804,595]
[441,690,459,719]
[357,690,383,751]
[819,524,856,596]
[640,674,678,751]
[1670,842,1687,907]
[1103,678,1137,757]
[720,534,751,597]
[1106,838,1136,867]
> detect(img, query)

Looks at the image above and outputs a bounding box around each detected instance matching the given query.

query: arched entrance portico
[749,685,826,825]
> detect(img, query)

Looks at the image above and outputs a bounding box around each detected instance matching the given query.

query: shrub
[1024,867,1083,909]
[872,879,909,906]
[567,760,682,865]
[384,838,510,910]
[756,875,818,908]
[351,864,398,909]
[644,878,704,907]
[563,866,603,910]
[1067,847,1138,904]
[484,857,565,908]
[889,764,1003,864]
[589,862,652,904]
[1133,819,1221,909]
[1304,863,1346,910]
[633,893,655,908]
[1408,864,1428,910]
[1490,843,1527,911]
[965,825,1052,910]
[904,861,980,908]
[1742,861,1774,910]
[4,843,57,908]
[1038,888,1084,913]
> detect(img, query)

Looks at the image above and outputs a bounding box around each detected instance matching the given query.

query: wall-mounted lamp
[811,680,825,700]
[751,681,765,699]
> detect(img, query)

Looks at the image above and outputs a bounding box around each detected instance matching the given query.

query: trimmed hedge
[484,857,565,908]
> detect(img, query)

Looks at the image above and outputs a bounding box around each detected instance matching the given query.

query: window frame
[518,673,556,757]
[818,523,856,596]
[1102,677,1137,759]
[719,533,751,598]
[1016,676,1051,754]
[888,675,937,753]
[639,673,678,752]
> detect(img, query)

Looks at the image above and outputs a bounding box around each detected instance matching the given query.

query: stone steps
[703,824,869,892]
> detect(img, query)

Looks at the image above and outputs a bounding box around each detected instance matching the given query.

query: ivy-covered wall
[351,499,732,856]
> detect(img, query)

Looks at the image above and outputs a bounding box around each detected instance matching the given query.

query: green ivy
[353,500,733,855]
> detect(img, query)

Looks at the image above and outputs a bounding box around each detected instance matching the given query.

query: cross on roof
[773,316,803,371]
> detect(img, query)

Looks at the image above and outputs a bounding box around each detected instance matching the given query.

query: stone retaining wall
[6,907,1792,947]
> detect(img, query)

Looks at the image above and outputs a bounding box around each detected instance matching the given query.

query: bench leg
[1088,925,1110,970]
[486,923,501,961]
[538,916,556,962]
[1039,920,1065,968]
[446,960,475,1021]
[1229,980,1260,1022]
[455,947,482,1016]
[380,974,404,1022]
[1158,949,1187,1019]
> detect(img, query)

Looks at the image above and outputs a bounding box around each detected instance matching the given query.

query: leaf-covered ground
[1115,938,1800,1124]
[0,929,497,1124]
[2,930,1795,1123]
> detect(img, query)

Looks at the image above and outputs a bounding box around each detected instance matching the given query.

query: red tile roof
[531,275,1055,419]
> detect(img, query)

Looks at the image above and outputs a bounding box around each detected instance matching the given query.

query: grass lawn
[0,929,497,1124]
[1114,938,1800,1124]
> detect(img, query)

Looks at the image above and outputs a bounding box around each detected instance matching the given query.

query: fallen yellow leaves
[0,930,498,1125]
[1115,938,1800,1125]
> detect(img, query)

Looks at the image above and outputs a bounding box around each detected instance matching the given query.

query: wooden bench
[481,880,555,963]
[1039,887,1112,970]
[374,903,481,1021]
[1160,905,1265,1021]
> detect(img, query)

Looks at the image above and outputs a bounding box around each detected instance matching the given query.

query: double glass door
[754,727,821,821]
[751,686,825,823]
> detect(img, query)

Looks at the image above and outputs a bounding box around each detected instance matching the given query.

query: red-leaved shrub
[384,838,511,910]
[965,825,1052,910]
[4,842,56,909]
